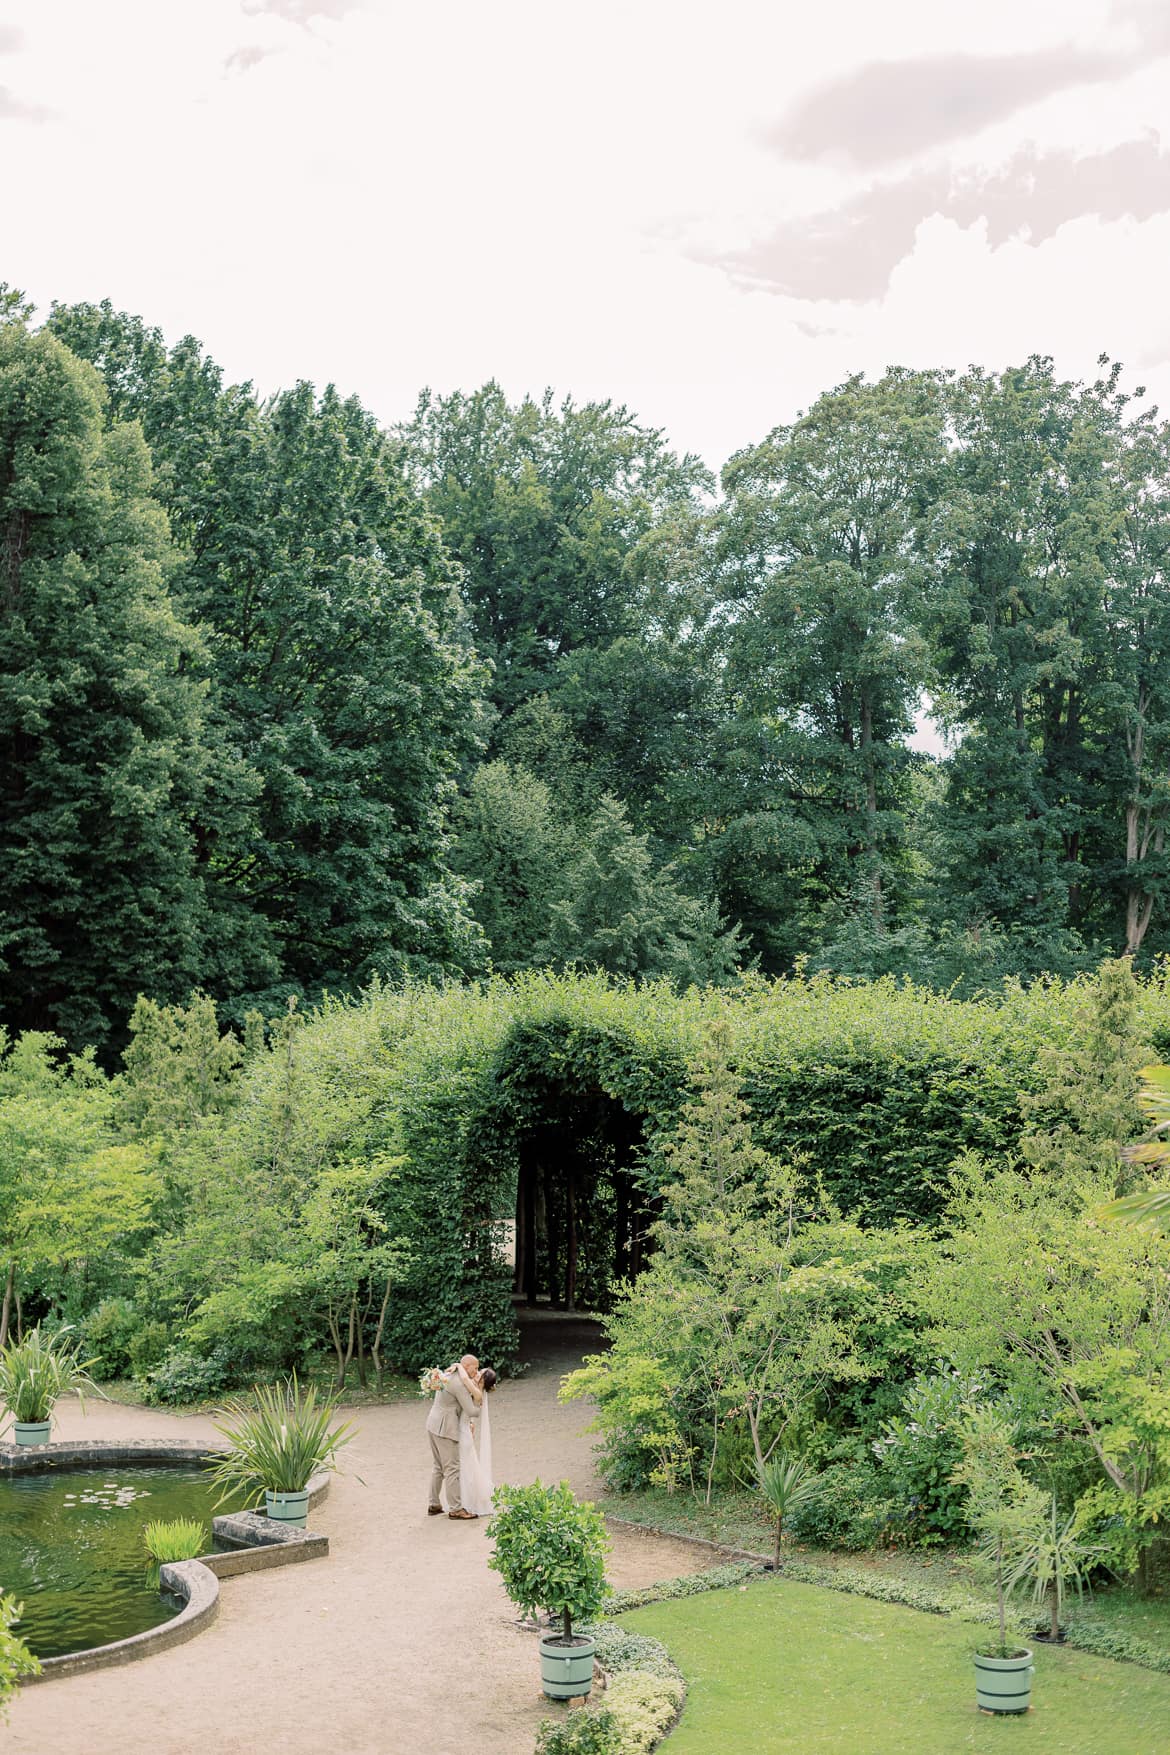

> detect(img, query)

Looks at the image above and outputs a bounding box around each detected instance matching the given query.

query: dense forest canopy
[2,285,1169,1053]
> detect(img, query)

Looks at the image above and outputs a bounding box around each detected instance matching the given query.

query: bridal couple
[425,1353,497,1519]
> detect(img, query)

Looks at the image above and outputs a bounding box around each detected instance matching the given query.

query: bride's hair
[480,1368,498,1393]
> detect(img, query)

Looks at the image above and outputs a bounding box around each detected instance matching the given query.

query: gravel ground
[3,1330,705,1755]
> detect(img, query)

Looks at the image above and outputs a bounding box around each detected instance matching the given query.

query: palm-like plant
[0,1326,100,1427]
[205,1375,356,1507]
[755,1453,818,1570]
[1101,1064,1170,1228]
[1005,1496,1101,1640]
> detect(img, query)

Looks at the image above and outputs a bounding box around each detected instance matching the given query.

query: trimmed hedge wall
[272,968,1170,1371]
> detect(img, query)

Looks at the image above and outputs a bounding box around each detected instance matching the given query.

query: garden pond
[0,1465,242,1658]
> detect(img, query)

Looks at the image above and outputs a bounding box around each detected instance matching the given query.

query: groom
[426,1353,479,1520]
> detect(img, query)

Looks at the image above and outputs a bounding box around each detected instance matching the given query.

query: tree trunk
[0,1261,14,1350]
[773,1515,782,1571]
[565,1177,578,1312]
[14,1282,22,1344]
[371,1274,393,1387]
[1049,1586,1060,1640]
[327,1305,346,1389]
[562,1607,572,1643]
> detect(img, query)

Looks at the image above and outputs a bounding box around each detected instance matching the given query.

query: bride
[456,1362,497,1517]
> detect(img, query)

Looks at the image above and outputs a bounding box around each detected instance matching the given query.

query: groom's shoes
[427,1504,444,1516]
[448,1509,476,1520]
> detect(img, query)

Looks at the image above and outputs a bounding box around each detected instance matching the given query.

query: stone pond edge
[0,1438,330,1684]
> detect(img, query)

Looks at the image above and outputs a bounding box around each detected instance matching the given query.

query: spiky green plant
[1005,1497,1102,1640]
[0,1326,100,1427]
[754,1453,818,1570]
[1101,1064,1170,1228]
[205,1374,356,1506]
[143,1518,207,1565]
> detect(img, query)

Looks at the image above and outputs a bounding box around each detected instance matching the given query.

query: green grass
[602,1487,1170,1651]
[623,1577,1170,1754]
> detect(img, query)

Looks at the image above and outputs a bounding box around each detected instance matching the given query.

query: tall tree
[0,320,256,1050]
[48,302,490,1006]
[711,370,945,968]
[399,381,713,720]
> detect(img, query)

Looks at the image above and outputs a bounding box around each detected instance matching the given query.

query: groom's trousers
[429,1432,463,1512]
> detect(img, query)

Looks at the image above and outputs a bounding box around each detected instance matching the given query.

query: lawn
[602,1486,1170,1653]
[622,1577,1170,1754]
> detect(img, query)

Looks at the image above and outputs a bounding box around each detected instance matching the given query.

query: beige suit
[426,1368,477,1511]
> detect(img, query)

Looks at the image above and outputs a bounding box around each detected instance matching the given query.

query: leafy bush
[603,1670,683,1753]
[870,1369,980,1546]
[786,1460,886,1551]
[143,1518,206,1564]
[585,1625,682,1682]
[535,1711,620,1755]
[0,1593,39,1715]
[127,1320,170,1380]
[143,1347,233,1405]
[82,1299,140,1380]
[489,1480,611,1639]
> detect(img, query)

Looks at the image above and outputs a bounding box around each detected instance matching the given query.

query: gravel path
[3,1328,706,1755]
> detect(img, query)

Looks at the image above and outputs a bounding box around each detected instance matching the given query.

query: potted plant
[0,1325,100,1446]
[205,1374,355,1527]
[953,1407,1039,1715]
[1006,1495,1101,1642]
[753,1451,817,1571]
[488,1479,611,1700]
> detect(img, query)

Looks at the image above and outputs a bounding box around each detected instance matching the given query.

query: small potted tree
[206,1375,355,1528]
[954,1406,1041,1715]
[0,1325,100,1446]
[488,1479,611,1700]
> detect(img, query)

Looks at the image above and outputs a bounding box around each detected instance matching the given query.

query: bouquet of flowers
[418,1366,445,1398]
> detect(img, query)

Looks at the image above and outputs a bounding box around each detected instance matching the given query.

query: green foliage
[602,1670,684,1753]
[81,1298,140,1381]
[142,1518,206,1564]
[0,1325,99,1425]
[870,1369,981,1547]
[604,1563,760,1616]
[488,1479,612,1639]
[1101,1062,1170,1228]
[143,1347,232,1406]
[585,1625,682,1683]
[534,1710,621,1755]
[0,322,254,1054]
[205,1375,355,1503]
[0,1593,39,1713]
[785,1459,886,1552]
[1005,1496,1103,1639]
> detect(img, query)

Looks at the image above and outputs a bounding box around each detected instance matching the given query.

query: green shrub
[81,1299,139,1381]
[870,1369,979,1546]
[127,1320,170,1380]
[604,1670,683,1753]
[605,1562,760,1616]
[143,1347,233,1405]
[787,1460,886,1551]
[0,1593,39,1716]
[585,1625,681,1682]
[535,1710,621,1755]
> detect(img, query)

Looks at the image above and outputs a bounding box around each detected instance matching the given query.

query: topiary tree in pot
[488,1479,611,1700]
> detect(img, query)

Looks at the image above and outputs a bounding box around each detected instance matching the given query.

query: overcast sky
[4,0,1170,472]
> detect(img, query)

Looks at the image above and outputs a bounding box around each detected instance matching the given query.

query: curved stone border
[1,1438,331,1684]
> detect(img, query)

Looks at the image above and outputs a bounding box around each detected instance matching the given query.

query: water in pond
[0,1466,235,1659]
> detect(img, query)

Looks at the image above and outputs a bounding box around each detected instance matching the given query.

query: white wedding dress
[459,1392,494,1517]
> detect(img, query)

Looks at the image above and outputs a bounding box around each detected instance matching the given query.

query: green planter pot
[13,1420,51,1447]
[974,1649,1034,1714]
[264,1489,309,1528]
[539,1632,596,1700]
